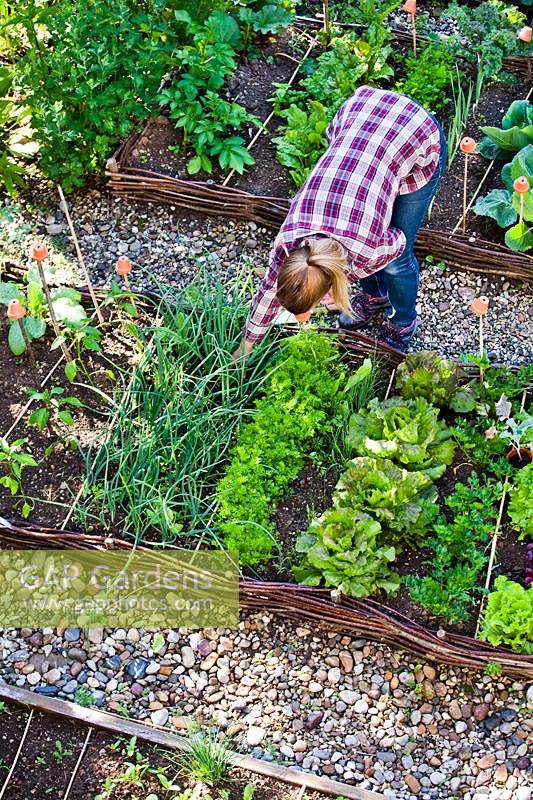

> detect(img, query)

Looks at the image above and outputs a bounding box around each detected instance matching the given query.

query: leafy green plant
[0,436,37,515]
[479,576,533,653]
[173,728,231,786]
[294,508,400,597]
[16,0,181,189]
[74,686,96,707]
[160,10,260,175]
[0,66,38,196]
[439,0,531,80]
[484,661,503,677]
[332,456,438,547]
[302,31,393,113]
[478,101,533,159]
[272,101,330,187]
[395,350,477,412]
[395,43,457,114]
[53,739,73,765]
[406,474,502,623]
[26,386,82,432]
[0,271,87,355]
[508,463,533,539]
[216,340,377,565]
[348,396,456,480]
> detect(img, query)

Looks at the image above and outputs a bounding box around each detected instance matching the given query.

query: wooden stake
[411,12,416,55]
[17,318,40,385]
[62,728,92,800]
[474,476,509,639]
[323,0,331,43]
[479,313,484,382]
[57,185,104,324]
[0,709,34,799]
[35,260,71,363]
[462,153,469,234]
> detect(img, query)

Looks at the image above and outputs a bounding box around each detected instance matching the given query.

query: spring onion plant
[80,271,281,545]
[447,67,475,168]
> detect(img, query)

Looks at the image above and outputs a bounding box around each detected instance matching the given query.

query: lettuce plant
[293,510,400,597]
[216,335,376,565]
[333,456,438,546]
[348,396,456,480]
[479,576,533,654]
[508,463,533,540]
[395,351,477,413]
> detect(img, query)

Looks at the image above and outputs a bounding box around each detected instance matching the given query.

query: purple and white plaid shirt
[244,86,441,343]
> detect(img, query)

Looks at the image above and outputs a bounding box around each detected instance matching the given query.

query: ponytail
[276,237,352,316]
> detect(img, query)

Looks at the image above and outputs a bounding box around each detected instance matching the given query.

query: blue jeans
[359,120,447,328]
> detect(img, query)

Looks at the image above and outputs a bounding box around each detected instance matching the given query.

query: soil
[0,309,144,529]
[426,77,533,238]
[0,705,341,800]
[128,32,309,198]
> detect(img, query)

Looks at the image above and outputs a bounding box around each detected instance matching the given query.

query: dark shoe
[338,293,391,331]
[377,319,418,353]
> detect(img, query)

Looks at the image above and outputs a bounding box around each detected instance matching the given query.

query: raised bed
[1,285,531,678]
[105,19,533,282]
[0,684,379,799]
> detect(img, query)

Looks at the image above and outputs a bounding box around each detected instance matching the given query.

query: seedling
[459,137,476,234]
[26,385,81,440]
[53,739,73,764]
[74,686,96,708]
[0,436,37,516]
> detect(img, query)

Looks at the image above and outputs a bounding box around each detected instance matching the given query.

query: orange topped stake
[116,256,132,276]
[7,299,25,320]
[402,0,416,13]
[518,26,532,42]
[32,243,49,261]
[470,296,489,316]
[460,137,476,154]
[513,176,529,193]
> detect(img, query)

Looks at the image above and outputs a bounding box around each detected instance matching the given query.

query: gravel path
[0,614,531,800]
[2,184,532,364]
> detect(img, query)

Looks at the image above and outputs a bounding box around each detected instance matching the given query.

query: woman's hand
[232,339,254,362]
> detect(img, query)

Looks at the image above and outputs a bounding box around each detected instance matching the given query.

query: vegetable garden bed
[1,267,532,677]
[106,5,533,281]
[0,685,377,799]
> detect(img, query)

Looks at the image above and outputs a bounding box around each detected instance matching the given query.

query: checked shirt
[244,85,441,344]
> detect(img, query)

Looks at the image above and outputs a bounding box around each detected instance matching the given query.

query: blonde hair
[276,237,352,316]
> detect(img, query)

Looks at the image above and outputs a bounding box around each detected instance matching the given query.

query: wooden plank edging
[0,684,383,800]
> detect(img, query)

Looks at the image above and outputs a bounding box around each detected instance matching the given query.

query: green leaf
[174,9,192,24]
[22,501,31,518]
[52,296,87,326]
[64,361,77,382]
[28,408,50,431]
[476,137,509,161]
[51,335,67,351]
[8,321,25,355]
[152,632,165,653]
[0,282,23,305]
[501,144,533,191]
[58,409,75,426]
[480,124,533,152]
[25,316,46,340]
[473,189,517,228]
[187,155,203,175]
[505,221,533,252]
